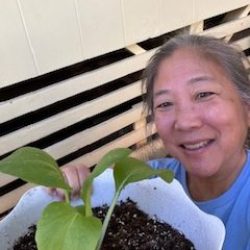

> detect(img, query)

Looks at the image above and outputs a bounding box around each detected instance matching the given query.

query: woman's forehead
[156,48,231,82]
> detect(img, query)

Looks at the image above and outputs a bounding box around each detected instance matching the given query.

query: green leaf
[81,148,132,216]
[114,157,174,190]
[91,148,132,177]
[36,202,102,250]
[75,205,85,214]
[0,147,70,191]
[157,169,175,183]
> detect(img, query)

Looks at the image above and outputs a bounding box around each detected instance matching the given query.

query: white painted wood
[159,0,195,35]
[77,0,124,59]
[19,0,82,75]
[122,0,162,45]
[69,123,156,167]
[189,21,204,34]
[195,0,250,21]
[201,15,250,38]
[0,81,142,155]
[132,138,166,161]
[0,0,37,87]
[46,104,144,159]
[223,5,250,23]
[0,105,144,187]
[0,183,34,215]
[223,5,250,41]
[1,1,249,86]
[126,44,146,55]
[232,36,250,51]
[1,49,156,122]
[243,56,250,70]
[0,173,17,187]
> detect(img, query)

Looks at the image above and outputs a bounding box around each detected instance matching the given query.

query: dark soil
[13,199,196,250]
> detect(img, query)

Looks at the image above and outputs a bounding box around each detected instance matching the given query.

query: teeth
[183,141,209,150]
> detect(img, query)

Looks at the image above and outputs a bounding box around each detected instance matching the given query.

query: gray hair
[142,34,250,118]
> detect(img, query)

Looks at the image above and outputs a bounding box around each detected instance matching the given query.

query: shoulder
[147,157,182,174]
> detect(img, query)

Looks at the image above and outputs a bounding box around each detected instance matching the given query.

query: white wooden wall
[0,0,249,85]
[0,1,250,217]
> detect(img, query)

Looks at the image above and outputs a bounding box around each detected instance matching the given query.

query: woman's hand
[48,163,90,200]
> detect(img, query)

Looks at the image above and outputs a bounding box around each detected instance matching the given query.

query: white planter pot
[0,169,225,250]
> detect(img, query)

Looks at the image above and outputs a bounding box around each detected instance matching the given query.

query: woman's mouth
[180,140,213,151]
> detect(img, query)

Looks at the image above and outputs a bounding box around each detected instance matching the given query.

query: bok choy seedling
[0,147,174,250]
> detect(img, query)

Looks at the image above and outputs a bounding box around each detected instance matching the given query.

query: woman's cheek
[154,114,171,138]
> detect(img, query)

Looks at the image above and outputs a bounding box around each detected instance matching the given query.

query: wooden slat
[133,118,147,148]
[132,138,166,161]
[126,44,146,55]
[46,104,144,159]
[243,56,250,70]
[0,183,35,215]
[223,5,250,41]
[189,21,204,34]
[0,173,17,187]
[1,48,156,113]
[232,36,250,51]
[222,5,250,23]
[246,56,250,70]
[0,81,142,156]
[201,15,250,38]
[68,123,156,168]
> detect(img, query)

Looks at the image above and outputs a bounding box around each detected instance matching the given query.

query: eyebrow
[154,75,215,97]
[187,75,214,84]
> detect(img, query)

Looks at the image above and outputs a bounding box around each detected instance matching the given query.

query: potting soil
[13,199,196,250]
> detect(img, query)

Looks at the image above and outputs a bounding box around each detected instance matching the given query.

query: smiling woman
[142,34,250,250]
[153,47,249,183]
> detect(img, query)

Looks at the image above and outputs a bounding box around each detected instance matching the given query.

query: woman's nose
[174,104,202,131]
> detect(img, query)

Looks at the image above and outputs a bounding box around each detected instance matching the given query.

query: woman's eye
[155,102,173,109]
[196,92,214,100]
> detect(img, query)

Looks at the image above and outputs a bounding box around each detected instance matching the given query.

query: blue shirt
[149,150,250,250]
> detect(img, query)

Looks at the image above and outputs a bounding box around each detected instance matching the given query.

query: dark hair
[142,34,250,118]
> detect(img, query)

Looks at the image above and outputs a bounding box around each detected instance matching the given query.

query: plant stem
[64,190,70,203]
[95,189,121,250]
[84,187,93,217]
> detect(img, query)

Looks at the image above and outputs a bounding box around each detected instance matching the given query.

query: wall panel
[19,0,83,74]
[0,0,37,86]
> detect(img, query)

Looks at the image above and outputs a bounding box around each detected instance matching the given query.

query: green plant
[0,147,174,250]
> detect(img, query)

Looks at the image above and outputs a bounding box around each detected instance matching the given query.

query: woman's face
[153,48,250,179]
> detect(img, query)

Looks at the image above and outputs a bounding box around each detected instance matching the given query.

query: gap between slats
[201,15,250,38]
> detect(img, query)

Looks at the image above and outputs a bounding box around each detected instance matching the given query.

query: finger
[45,187,65,200]
[76,164,90,186]
[63,166,81,199]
